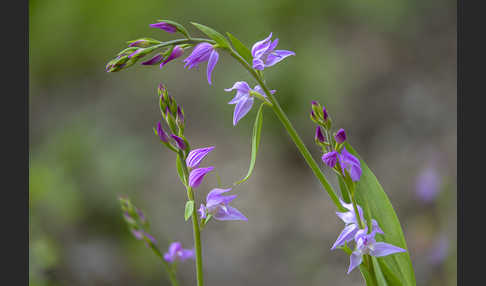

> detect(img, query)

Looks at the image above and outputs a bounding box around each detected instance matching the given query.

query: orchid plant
[107,20,417,286]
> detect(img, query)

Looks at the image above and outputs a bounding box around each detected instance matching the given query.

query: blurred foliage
[30,0,456,285]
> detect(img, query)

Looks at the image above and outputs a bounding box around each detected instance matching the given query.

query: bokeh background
[29,0,457,285]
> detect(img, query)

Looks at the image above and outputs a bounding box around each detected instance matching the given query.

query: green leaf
[184,200,194,221]
[337,176,351,203]
[371,257,389,286]
[344,142,416,286]
[378,258,404,286]
[226,32,253,65]
[176,154,187,186]
[359,264,377,286]
[235,104,265,185]
[191,22,230,48]
[157,19,190,38]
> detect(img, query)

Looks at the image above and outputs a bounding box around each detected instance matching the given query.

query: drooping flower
[163,242,195,263]
[347,229,406,274]
[186,146,215,168]
[188,166,214,188]
[183,43,219,85]
[338,147,362,182]
[251,33,295,70]
[149,22,177,33]
[332,199,383,250]
[335,128,346,144]
[225,81,276,125]
[322,151,338,168]
[198,188,247,221]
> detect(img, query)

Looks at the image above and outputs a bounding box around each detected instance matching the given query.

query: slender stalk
[150,245,181,286]
[178,150,204,286]
[229,49,346,212]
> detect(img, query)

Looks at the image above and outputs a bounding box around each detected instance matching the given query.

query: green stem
[229,49,346,212]
[150,244,180,286]
[178,150,204,286]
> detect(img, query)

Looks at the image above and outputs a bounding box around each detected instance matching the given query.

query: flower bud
[142,54,164,65]
[315,126,326,144]
[170,134,187,150]
[335,128,346,144]
[149,22,177,33]
[128,38,162,48]
[176,105,185,130]
[323,106,329,121]
[156,122,169,143]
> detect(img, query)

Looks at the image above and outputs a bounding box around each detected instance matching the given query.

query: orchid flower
[338,147,361,182]
[347,228,406,274]
[183,43,219,85]
[198,188,247,221]
[251,33,295,70]
[164,242,195,263]
[224,81,276,125]
[332,200,383,250]
[186,146,215,168]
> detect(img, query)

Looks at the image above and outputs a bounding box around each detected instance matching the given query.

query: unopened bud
[315,126,326,144]
[156,122,169,143]
[170,134,187,151]
[176,106,185,130]
[128,38,162,48]
[335,128,346,144]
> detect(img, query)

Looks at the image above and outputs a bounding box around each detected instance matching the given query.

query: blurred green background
[29,0,456,285]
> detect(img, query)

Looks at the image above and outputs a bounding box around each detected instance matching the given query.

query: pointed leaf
[226,32,253,65]
[371,256,389,286]
[235,104,265,185]
[344,142,416,286]
[185,200,194,221]
[337,176,351,203]
[191,22,230,48]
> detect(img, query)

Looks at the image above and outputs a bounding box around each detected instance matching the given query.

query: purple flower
[188,167,214,188]
[251,33,295,70]
[338,147,361,182]
[161,46,184,68]
[225,81,276,125]
[347,229,406,274]
[170,134,186,150]
[149,22,177,33]
[332,199,383,250]
[198,188,247,221]
[186,146,215,168]
[322,151,338,168]
[183,43,219,85]
[164,242,195,263]
[335,128,346,144]
[416,167,441,203]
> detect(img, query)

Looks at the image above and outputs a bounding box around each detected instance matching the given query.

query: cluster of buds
[154,84,189,153]
[311,100,361,182]
[119,196,157,247]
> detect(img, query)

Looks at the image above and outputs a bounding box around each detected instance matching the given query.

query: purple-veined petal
[251,32,273,58]
[331,224,358,250]
[149,22,177,33]
[214,205,248,221]
[170,134,186,150]
[228,92,248,104]
[183,43,212,69]
[206,49,219,85]
[142,54,164,65]
[322,151,338,167]
[253,85,276,97]
[186,146,215,168]
[268,38,279,51]
[188,167,214,188]
[371,219,384,235]
[198,204,207,219]
[370,242,406,257]
[336,211,356,225]
[264,50,295,67]
[347,252,363,274]
[252,58,265,70]
[339,148,362,182]
[232,96,254,126]
[224,81,251,94]
[206,188,236,209]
